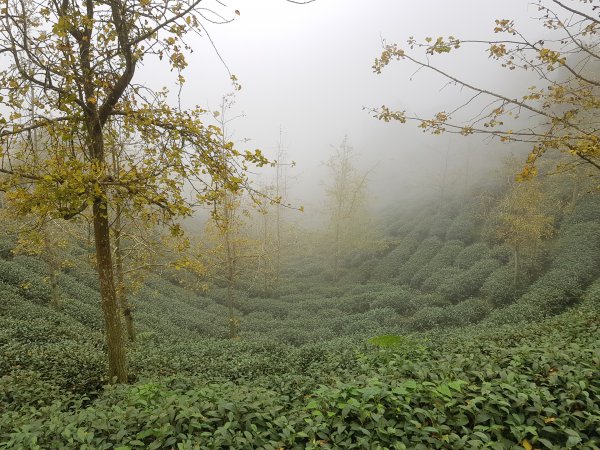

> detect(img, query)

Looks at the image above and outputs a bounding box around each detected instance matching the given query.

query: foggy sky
[139,0,542,216]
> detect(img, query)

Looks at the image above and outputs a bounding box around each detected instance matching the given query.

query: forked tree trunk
[93,197,128,383]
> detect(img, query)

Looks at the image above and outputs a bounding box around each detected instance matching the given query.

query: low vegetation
[1,169,599,449]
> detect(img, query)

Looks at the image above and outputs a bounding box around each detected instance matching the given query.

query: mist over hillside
[1,0,600,449]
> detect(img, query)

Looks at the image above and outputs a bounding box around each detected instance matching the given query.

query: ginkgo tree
[0,1,276,383]
[493,179,555,289]
[372,0,600,180]
[325,136,370,281]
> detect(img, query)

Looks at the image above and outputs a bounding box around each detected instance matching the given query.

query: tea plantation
[1,191,599,449]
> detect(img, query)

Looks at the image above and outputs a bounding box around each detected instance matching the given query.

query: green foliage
[395,237,444,284]
[427,214,453,239]
[408,298,490,331]
[561,193,600,226]
[1,171,599,449]
[370,237,419,281]
[453,242,490,269]
[0,259,51,303]
[1,305,597,449]
[368,286,417,315]
[488,244,513,263]
[410,240,464,288]
[0,370,69,411]
[481,264,523,306]
[433,259,501,303]
[368,334,405,347]
[486,221,600,325]
[445,209,480,243]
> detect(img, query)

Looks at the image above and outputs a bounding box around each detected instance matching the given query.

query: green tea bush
[406,305,447,330]
[434,258,500,303]
[56,273,100,306]
[413,292,450,308]
[487,221,600,324]
[12,255,49,274]
[62,263,100,291]
[59,297,106,330]
[0,259,51,303]
[480,264,522,307]
[486,273,583,326]
[488,244,512,263]
[581,277,600,307]
[411,240,464,288]
[551,222,600,280]
[368,286,417,315]
[441,297,490,326]
[420,266,462,294]
[0,370,69,411]
[453,242,490,269]
[235,297,289,319]
[427,215,453,239]
[350,257,378,284]
[407,298,490,331]
[445,209,480,243]
[0,340,105,393]
[337,294,371,314]
[370,237,419,281]
[561,193,600,226]
[0,233,15,259]
[395,237,443,284]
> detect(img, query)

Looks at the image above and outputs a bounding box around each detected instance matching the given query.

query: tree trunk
[333,220,341,281]
[93,197,128,383]
[114,205,135,342]
[513,245,520,291]
[225,239,238,339]
[50,269,60,309]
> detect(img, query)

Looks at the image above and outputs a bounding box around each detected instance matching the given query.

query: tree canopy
[373,0,600,180]
[0,0,268,382]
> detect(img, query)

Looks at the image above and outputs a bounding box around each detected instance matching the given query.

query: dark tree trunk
[93,196,128,383]
[513,245,520,290]
[50,269,60,309]
[114,206,135,342]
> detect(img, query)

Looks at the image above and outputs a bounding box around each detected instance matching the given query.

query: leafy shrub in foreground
[0,370,69,411]
[2,307,597,449]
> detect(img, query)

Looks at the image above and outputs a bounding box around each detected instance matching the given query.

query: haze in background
[139,1,541,217]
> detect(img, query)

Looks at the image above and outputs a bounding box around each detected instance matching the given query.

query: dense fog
[139,1,540,211]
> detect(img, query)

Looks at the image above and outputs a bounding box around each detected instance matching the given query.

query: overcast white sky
[141,0,543,214]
